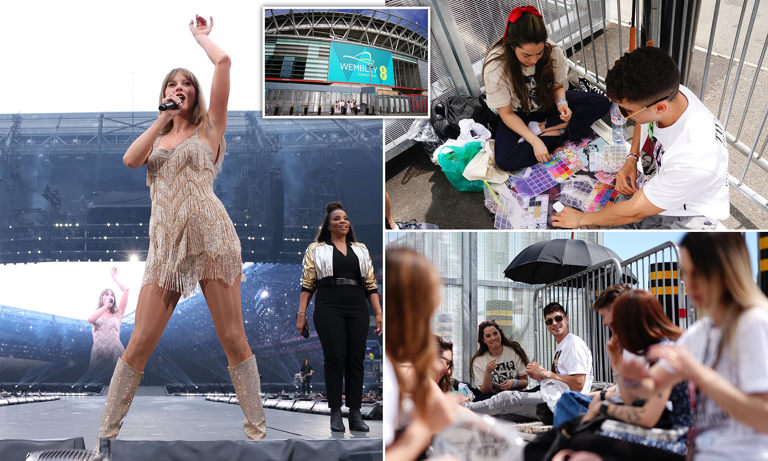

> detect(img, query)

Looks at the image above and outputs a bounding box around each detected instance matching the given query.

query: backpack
[430,95,500,141]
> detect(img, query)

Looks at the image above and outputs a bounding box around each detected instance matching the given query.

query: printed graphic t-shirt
[640,85,729,220]
[472,345,527,392]
[551,332,593,394]
[484,41,569,112]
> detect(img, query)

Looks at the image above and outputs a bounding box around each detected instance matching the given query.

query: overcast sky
[1,0,394,114]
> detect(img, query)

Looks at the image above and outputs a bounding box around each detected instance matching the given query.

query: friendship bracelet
[556,98,568,107]
[626,152,640,161]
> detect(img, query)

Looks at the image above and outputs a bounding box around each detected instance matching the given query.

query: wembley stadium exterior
[264,9,429,116]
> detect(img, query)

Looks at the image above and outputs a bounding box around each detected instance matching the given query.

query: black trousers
[314,300,369,410]
[495,90,610,172]
[302,376,312,394]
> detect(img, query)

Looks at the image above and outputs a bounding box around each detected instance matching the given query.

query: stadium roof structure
[265,9,428,60]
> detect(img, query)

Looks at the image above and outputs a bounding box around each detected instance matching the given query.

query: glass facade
[393,58,422,90]
[385,232,602,384]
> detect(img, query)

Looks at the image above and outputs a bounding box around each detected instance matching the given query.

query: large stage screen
[0,261,382,390]
[328,42,395,86]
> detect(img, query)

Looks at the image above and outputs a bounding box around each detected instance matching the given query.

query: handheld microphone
[159,95,184,111]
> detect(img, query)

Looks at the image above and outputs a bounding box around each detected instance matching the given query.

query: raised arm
[190,15,230,147]
[111,267,130,317]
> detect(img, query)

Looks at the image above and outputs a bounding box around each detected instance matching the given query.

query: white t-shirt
[484,41,569,112]
[384,355,398,447]
[674,307,768,460]
[549,332,593,394]
[640,85,729,220]
[471,345,527,391]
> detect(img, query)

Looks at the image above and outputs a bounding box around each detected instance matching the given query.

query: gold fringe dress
[141,130,242,298]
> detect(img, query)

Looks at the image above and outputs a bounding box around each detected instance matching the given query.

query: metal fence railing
[531,241,691,383]
[386,0,768,221]
[532,258,624,383]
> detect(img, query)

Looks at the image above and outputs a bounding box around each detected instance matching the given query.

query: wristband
[600,389,607,401]
[556,98,568,107]
[576,212,584,229]
[626,152,640,161]
[512,378,519,389]
[296,311,306,318]
[599,401,610,416]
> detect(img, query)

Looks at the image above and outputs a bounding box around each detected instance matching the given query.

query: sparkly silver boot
[97,358,143,440]
[229,355,267,440]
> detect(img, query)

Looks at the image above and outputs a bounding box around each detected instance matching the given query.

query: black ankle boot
[330,409,345,432]
[347,409,370,432]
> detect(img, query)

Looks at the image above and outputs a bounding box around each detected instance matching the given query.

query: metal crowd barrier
[532,258,623,383]
[386,0,768,217]
[531,241,691,383]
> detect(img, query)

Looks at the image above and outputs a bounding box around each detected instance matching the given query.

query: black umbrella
[504,239,628,285]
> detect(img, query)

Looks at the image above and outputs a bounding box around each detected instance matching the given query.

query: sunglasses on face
[618,95,669,119]
[545,315,564,325]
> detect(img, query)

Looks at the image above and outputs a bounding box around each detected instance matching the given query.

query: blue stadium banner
[328,42,395,86]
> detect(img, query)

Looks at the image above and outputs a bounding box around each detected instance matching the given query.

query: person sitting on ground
[465,303,593,421]
[483,5,610,172]
[470,320,530,400]
[435,335,456,393]
[619,232,768,460]
[553,283,632,425]
[552,46,728,230]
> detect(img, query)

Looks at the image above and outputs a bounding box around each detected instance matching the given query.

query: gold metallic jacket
[300,241,378,294]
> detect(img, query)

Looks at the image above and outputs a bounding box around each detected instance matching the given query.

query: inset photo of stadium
[264,8,429,118]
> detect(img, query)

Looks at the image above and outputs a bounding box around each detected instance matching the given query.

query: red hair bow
[503,5,543,40]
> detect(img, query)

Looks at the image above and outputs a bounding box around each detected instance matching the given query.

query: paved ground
[0,391,381,449]
[386,5,768,229]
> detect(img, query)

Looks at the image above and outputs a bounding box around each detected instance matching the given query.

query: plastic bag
[431,414,525,461]
[457,119,492,145]
[405,119,441,144]
[437,141,485,192]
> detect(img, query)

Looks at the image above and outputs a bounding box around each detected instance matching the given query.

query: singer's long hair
[98,288,117,314]
[158,68,226,153]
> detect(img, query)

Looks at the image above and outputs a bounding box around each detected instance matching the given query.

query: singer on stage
[296,202,383,433]
[88,267,130,369]
[96,15,266,442]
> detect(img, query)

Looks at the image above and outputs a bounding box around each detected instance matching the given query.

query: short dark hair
[606,46,680,105]
[542,302,566,317]
[592,284,632,311]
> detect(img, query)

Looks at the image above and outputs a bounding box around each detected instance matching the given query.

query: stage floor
[0,394,382,448]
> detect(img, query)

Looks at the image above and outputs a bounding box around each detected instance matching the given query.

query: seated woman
[620,233,768,461]
[435,335,456,393]
[470,320,529,399]
[385,249,458,461]
[583,290,690,455]
[483,6,609,172]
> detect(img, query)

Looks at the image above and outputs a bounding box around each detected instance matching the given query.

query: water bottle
[610,102,627,144]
